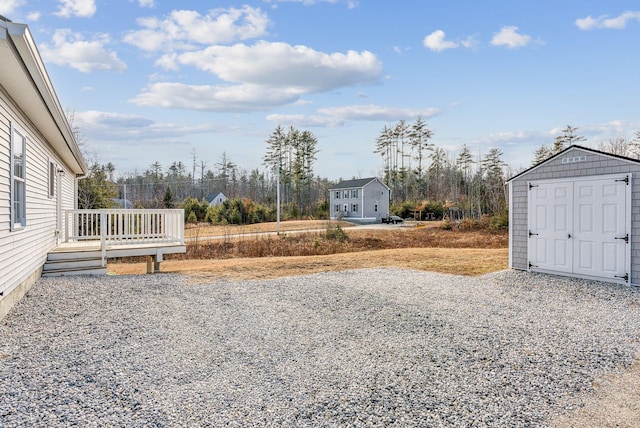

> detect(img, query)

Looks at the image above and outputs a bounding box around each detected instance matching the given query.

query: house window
[344,190,349,199]
[352,189,358,198]
[335,191,340,199]
[352,204,358,212]
[11,126,27,229]
[334,204,340,212]
[375,204,378,212]
[48,160,55,198]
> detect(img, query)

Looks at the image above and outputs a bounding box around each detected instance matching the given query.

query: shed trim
[507,145,640,184]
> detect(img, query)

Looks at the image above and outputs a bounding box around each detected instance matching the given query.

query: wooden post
[146,255,153,274]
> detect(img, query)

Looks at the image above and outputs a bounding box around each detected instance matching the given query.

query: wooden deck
[47,209,187,275]
[52,240,186,258]
[46,241,186,276]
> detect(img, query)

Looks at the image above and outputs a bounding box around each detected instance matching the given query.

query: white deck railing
[64,209,185,265]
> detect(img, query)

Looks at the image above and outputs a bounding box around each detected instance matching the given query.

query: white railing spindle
[64,209,185,246]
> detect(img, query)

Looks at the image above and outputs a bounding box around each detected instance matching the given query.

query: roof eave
[1,20,87,174]
[506,145,640,183]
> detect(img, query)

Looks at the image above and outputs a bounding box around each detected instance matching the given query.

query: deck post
[146,255,160,274]
[100,211,106,267]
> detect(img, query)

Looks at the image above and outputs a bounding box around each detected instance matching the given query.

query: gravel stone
[1,269,639,427]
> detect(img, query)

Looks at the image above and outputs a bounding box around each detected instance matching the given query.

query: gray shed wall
[508,147,640,284]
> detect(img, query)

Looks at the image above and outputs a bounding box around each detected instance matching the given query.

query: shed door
[529,181,573,273]
[528,175,630,282]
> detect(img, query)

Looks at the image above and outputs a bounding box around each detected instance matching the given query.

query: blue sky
[2,0,640,180]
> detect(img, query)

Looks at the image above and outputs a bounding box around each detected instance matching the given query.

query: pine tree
[552,125,586,154]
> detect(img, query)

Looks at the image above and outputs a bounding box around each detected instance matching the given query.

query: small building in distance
[205,191,227,207]
[329,177,390,222]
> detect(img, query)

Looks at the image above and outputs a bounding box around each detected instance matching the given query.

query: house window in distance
[375,204,378,212]
[335,204,340,212]
[11,126,27,229]
[352,204,358,212]
[352,189,358,198]
[335,191,340,199]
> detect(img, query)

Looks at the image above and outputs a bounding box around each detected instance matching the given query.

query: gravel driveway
[1,269,639,427]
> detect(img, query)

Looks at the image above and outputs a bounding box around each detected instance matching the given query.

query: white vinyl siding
[0,99,74,297]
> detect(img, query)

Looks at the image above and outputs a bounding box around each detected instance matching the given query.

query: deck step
[43,257,103,272]
[42,266,107,276]
[47,250,103,261]
[44,250,106,276]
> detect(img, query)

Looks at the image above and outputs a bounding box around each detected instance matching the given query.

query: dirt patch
[552,357,640,427]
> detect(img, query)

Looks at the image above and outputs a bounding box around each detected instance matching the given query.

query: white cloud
[0,0,24,16]
[26,11,41,21]
[266,114,340,127]
[575,10,640,30]
[40,29,127,73]
[75,111,222,148]
[582,119,640,137]
[54,0,96,18]
[461,34,480,49]
[76,111,154,128]
[423,30,459,52]
[318,104,440,122]
[168,41,381,93]
[130,82,301,112]
[123,6,270,52]
[267,104,440,127]
[262,0,357,7]
[134,0,154,8]
[490,26,533,48]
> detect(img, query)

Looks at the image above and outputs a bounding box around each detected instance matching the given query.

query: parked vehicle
[382,215,404,224]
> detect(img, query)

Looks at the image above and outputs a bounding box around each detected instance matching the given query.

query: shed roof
[506,145,640,183]
[330,177,389,190]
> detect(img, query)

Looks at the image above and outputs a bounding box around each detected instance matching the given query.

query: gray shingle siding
[507,146,640,285]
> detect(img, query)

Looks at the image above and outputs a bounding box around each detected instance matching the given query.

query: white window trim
[10,123,27,230]
[48,158,56,199]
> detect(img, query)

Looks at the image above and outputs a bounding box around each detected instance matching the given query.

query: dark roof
[506,144,640,183]
[330,177,384,190]
[205,191,226,203]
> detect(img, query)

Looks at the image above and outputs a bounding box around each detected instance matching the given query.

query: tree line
[77,118,640,225]
[374,117,509,218]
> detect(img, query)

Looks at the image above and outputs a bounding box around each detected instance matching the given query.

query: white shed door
[528,175,630,282]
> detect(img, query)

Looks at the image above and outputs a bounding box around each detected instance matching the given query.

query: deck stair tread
[42,267,107,276]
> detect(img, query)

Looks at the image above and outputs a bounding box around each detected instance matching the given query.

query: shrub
[490,210,509,230]
[187,210,197,224]
[325,224,349,242]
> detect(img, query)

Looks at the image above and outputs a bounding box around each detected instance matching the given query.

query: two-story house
[329,177,390,222]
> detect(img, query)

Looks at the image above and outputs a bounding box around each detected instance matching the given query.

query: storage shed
[506,145,640,286]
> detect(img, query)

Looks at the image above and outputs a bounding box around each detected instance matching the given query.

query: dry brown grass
[110,248,508,282]
[111,220,509,279]
[185,219,353,238]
